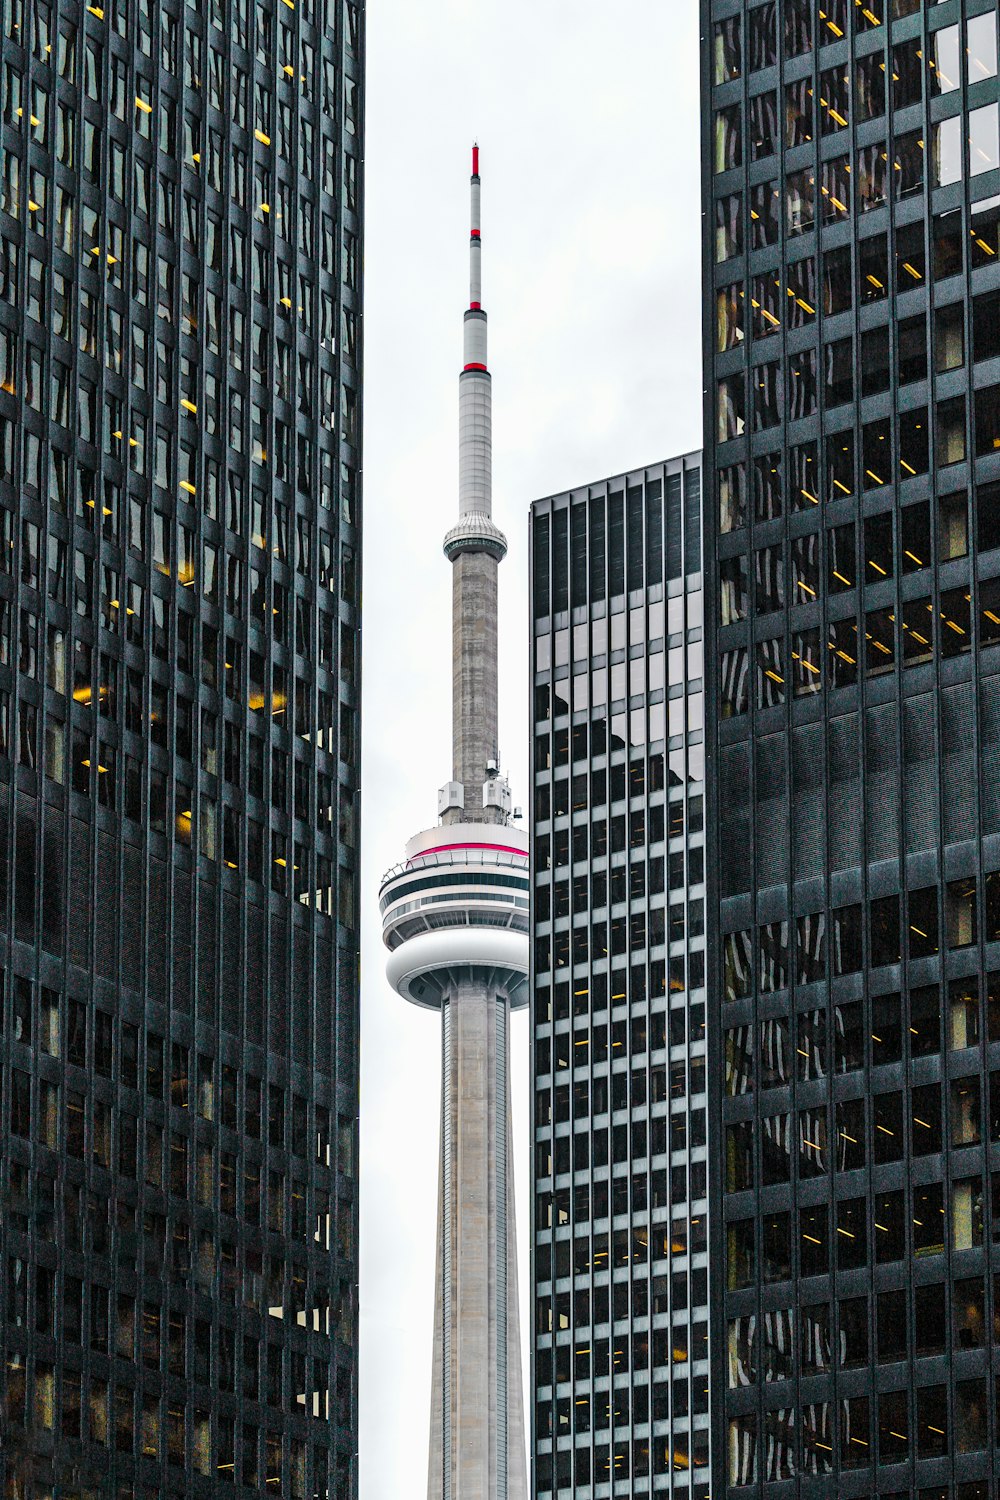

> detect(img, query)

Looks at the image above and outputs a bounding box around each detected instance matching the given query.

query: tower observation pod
[379,148,529,1500]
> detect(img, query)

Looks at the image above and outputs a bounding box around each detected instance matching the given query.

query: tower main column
[380,146,528,1500]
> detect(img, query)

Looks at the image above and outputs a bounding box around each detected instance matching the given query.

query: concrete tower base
[426,980,527,1500]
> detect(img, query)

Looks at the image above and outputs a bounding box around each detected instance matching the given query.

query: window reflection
[749,2,777,70]
[714,105,742,173]
[836,1199,866,1269]
[930,24,961,94]
[756,638,784,708]
[749,90,778,159]
[839,1386,869,1470]
[717,377,746,442]
[839,1298,869,1370]
[967,12,998,83]
[715,192,743,262]
[716,285,744,352]
[718,465,747,534]
[754,454,782,520]
[751,180,781,248]
[792,630,822,696]
[970,101,1000,176]
[819,64,849,134]
[953,1176,984,1249]
[714,15,742,82]
[786,167,815,234]
[721,648,749,717]
[933,115,963,185]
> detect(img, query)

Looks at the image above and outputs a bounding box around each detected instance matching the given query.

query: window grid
[530,457,711,1498]
[705,0,1000,1492]
[0,0,363,1496]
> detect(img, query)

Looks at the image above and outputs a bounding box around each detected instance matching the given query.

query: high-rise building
[702,0,1000,1492]
[0,0,363,1495]
[529,457,711,1500]
[378,148,528,1500]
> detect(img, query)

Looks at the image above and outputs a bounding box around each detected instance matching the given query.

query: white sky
[359,4,703,1495]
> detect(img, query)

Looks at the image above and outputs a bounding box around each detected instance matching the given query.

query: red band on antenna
[472,145,479,177]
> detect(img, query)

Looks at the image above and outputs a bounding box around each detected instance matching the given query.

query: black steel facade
[530,457,711,1499]
[0,0,362,1495]
[702,0,1000,1494]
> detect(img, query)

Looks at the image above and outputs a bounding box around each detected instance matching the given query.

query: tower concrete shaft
[382,146,526,1500]
[427,982,527,1500]
[451,550,499,821]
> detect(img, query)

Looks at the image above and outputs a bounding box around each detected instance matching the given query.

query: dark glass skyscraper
[702,0,1000,1493]
[529,457,711,1500]
[0,0,362,1496]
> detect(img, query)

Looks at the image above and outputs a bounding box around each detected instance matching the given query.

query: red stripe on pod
[470,229,481,239]
[469,302,481,310]
[463,363,488,372]
[412,841,526,861]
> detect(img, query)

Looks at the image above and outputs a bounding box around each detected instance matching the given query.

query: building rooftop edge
[528,447,704,515]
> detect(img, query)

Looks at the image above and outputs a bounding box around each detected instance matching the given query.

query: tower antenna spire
[470,143,481,311]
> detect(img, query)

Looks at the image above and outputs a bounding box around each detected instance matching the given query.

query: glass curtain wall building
[0,0,362,1496]
[702,0,1000,1493]
[530,457,711,1500]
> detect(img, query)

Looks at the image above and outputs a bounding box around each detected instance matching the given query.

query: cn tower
[379,149,528,1500]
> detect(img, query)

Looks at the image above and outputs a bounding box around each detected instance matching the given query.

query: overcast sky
[359,4,703,1494]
